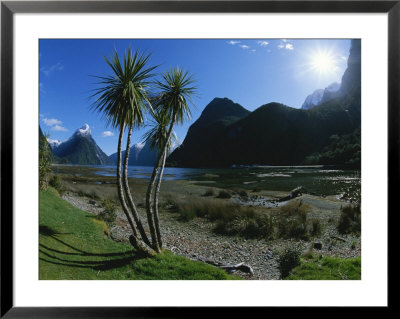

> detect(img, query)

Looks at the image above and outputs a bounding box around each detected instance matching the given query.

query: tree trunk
[122,124,152,247]
[153,149,167,249]
[117,124,154,255]
[145,112,177,252]
[145,165,161,252]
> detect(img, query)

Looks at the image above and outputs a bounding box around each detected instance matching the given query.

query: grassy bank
[39,188,238,280]
[286,255,361,280]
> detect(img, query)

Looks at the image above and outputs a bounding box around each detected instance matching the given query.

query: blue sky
[39,39,351,155]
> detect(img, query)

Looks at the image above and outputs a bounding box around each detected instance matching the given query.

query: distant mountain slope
[168,97,250,166]
[301,82,340,110]
[109,142,159,167]
[52,124,113,165]
[167,39,361,168]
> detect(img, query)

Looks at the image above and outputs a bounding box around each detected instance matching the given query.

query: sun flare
[310,51,338,75]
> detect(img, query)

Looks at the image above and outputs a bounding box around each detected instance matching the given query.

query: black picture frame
[1,0,396,317]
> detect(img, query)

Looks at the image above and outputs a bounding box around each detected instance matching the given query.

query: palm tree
[145,67,197,251]
[91,48,156,253]
[143,109,178,249]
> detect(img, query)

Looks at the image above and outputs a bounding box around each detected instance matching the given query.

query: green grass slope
[39,188,238,280]
[286,255,361,280]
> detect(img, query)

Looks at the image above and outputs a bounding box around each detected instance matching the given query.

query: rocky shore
[62,188,361,280]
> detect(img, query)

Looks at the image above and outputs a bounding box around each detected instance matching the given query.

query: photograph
[38,38,362,281]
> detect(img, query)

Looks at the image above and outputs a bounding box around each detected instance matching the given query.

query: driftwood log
[277,186,306,202]
[200,259,254,275]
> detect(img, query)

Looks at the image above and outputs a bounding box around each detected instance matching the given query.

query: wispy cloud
[39,82,45,93]
[51,125,68,132]
[40,62,64,76]
[257,41,269,47]
[227,40,240,45]
[102,131,114,137]
[42,117,68,132]
[285,43,294,50]
[282,39,288,42]
[239,44,250,50]
[277,42,294,50]
[42,118,62,126]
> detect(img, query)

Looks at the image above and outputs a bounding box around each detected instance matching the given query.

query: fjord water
[55,164,360,203]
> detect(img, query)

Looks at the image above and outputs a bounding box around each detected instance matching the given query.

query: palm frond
[142,108,177,152]
[90,47,157,129]
[153,67,198,125]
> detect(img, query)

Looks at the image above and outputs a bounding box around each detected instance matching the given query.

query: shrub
[310,218,322,237]
[39,134,52,190]
[241,215,275,239]
[177,208,197,222]
[203,189,214,197]
[89,190,101,200]
[214,210,274,240]
[98,199,117,225]
[217,190,231,199]
[77,190,85,197]
[337,205,361,235]
[278,246,301,279]
[239,190,248,198]
[49,175,66,196]
[170,196,276,240]
[276,201,312,240]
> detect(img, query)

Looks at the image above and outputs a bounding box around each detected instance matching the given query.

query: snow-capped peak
[76,123,91,136]
[47,138,62,149]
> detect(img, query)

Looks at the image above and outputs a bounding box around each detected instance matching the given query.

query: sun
[310,50,338,75]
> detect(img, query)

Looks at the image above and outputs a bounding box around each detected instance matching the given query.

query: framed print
[1,0,397,316]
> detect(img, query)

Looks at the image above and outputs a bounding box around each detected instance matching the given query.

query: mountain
[109,142,159,167]
[47,137,62,149]
[52,124,113,165]
[339,39,361,96]
[167,97,251,167]
[301,82,340,110]
[167,39,361,168]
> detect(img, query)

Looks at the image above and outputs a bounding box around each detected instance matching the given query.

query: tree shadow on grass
[39,224,149,272]
[39,225,65,237]
[39,250,142,271]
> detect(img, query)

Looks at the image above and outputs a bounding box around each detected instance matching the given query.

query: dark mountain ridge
[168,39,361,168]
[168,97,251,166]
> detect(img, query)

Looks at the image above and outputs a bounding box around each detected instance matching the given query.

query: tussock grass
[275,201,320,240]
[337,204,361,235]
[217,190,231,199]
[168,197,325,241]
[97,199,117,225]
[202,189,215,197]
[64,181,119,201]
[169,197,274,239]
